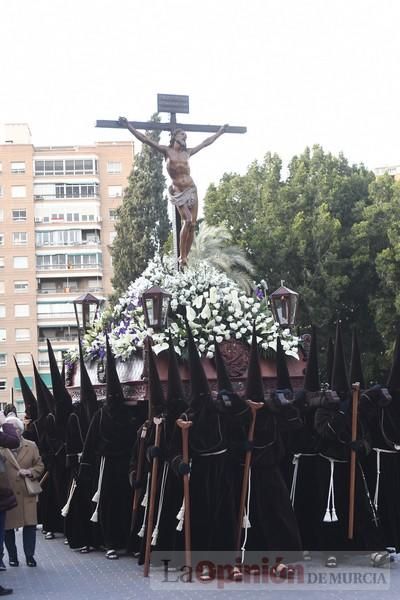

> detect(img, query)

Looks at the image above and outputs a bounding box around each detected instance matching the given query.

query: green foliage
[204,145,399,381]
[111,114,170,297]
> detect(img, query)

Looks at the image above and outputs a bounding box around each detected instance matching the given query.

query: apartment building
[374,164,400,180]
[0,123,134,412]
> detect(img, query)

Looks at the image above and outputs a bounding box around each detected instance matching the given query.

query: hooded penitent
[147,338,166,420]
[32,356,54,418]
[186,322,212,412]
[326,336,334,388]
[304,325,320,392]
[276,336,293,391]
[78,337,99,430]
[47,339,72,439]
[104,333,125,415]
[165,335,187,438]
[331,321,350,399]
[245,324,265,402]
[14,357,38,422]
[349,327,365,389]
[386,333,400,394]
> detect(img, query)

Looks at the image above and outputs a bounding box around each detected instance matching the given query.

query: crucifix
[96,94,246,269]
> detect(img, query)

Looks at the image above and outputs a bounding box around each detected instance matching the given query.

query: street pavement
[2,529,400,600]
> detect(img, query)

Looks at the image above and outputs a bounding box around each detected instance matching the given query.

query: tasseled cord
[90,456,105,523]
[61,478,77,517]
[151,462,169,546]
[138,473,151,538]
[323,458,338,523]
[240,467,252,564]
[290,454,300,507]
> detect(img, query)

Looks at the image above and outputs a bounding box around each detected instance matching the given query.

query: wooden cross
[96,94,246,266]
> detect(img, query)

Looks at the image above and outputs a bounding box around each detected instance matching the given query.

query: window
[15,304,30,317]
[36,254,66,269]
[11,161,26,174]
[107,161,122,174]
[34,158,97,176]
[13,232,27,246]
[14,281,28,293]
[15,353,30,365]
[0,306,5,318]
[0,354,6,367]
[0,282,4,294]
[109,209,117,221]
[15,329,30,341]
[0,235,4,246]
[108,185,122,197]
[0,330,6,342]
[12,209,27,222]
[13,256,28,269]
[0,258,4,270]
[55,183,98,199]
[11,185,26,198]
[0,380,6,391]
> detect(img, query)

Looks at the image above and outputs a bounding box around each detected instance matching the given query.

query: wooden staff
[348,382,360,540]
[176,418,193,573]
[130,422,148,533]
[236,399,265,552]
[143,417,163,577]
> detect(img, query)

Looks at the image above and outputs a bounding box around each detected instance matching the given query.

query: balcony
[38,335,79,344]
[36,240,101,248]
[34,194,100,201]
[36,264,103,272]
[34,217,102,225]
[37,287,103,295]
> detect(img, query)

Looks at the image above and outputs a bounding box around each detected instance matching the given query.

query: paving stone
[1,530,399,599]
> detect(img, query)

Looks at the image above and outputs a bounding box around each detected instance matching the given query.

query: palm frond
[188,222,255,292]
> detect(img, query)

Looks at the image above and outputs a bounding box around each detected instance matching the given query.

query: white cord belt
[372,447,398,511]
[90,456,105,523]
[290,453,318,507]
[151,462,169,546]
[61,478,77,517]
[319,453,346,523]
[241,466,252,564]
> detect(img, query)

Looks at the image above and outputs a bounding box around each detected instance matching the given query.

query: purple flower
[255,288,264,300]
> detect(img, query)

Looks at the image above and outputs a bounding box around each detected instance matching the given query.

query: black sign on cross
[96,94,246,268]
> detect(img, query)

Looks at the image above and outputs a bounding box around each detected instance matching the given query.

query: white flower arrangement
[78,255,299,362]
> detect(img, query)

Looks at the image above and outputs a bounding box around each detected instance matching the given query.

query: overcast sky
[1,0,400,203]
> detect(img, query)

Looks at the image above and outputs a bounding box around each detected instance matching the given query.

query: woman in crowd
[0,416,44,568]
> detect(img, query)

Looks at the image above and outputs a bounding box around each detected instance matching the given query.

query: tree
[111,115,170,297]
[204,145,390,381]
[351,174,400,374]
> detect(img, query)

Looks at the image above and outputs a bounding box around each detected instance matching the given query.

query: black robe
[79,405,136,551]
[362,392,400,551]
[284,402,322,552]
[39,414,68,534]
[314,404,385,553]
[233,404,303,558]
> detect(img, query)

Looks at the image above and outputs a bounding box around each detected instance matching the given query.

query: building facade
[0,123,134,412]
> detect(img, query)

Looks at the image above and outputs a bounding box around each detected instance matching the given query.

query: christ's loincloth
[168,185,197,209]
